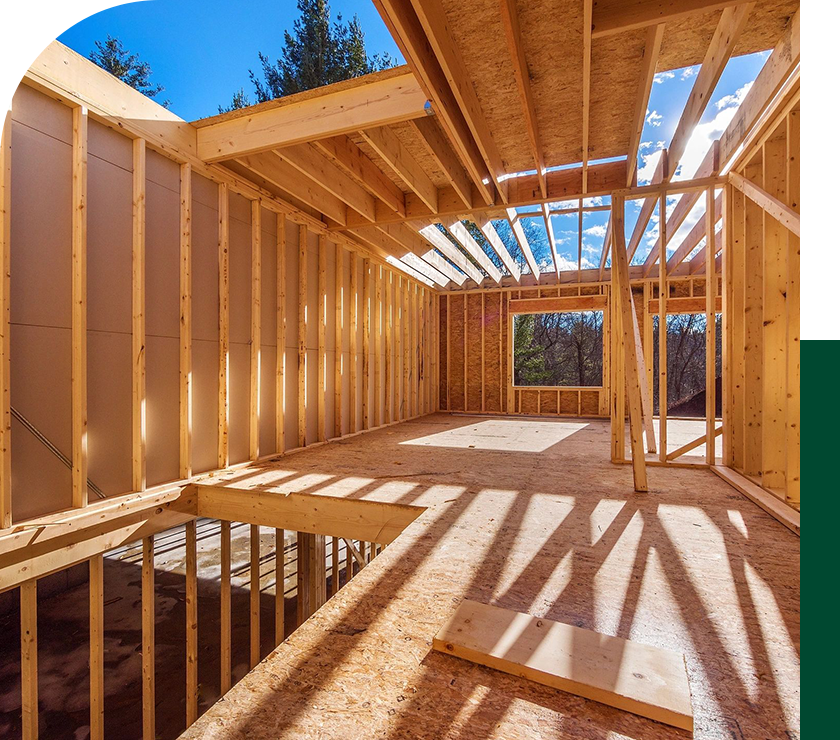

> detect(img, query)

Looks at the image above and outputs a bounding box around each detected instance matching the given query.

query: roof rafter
[541,203,559,277]
[582,0,593,192]
[446,220,503,284]
[313,135,406,216]
[626,149,668,261]
[666,195,722,274]
[373,0,497,206]
[235,151,348,225]
[417,223,485,284]
[401,252,450,286]
[499,0,546,198]
[475,214,521,282]
[274,143,377,223]
[626,24,664,187]
[360,126,439,213]
[507,209,541,281]
[410,116,473,208]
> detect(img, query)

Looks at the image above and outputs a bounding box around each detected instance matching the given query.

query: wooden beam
[313,135,406,216]
[179,164,192,479]
[592,0,752,38]
[446,220,503,284]
[667,426,722,460]
[582,0,593,191]
[509,295,608,314]
[541,203,559,277]
[141,536,155,740]
[21,580,38,740]
[0,112,9,528]
[132,138,147,492]
[729,171,799,237]
[475,215,521,282]
[785,105,800,508]
[666,195,722,274]
[275,529,285,643]
[374,265,382,428]
[647,296,723,314]
[688,229,722,274]
[434,599,693,730]
[626,149,667,261]
[275,144,377,222]
[360,126,438,213]
[217,183,230,468]
[194,484,423,545]
[410,117,473,208]
[507,210,541,281]
[185,521,198,726]
[611,195,648,492]
[630,291,657,453]
[335,246,344,438]
[402,253,450,287]
[418,223,484,284]
[499,0,546,197]
[420,248,466,285]
[298,225,308,448]
[236,152,348,226]
[349,253,358,433]
[72,106,89,510]
[666,3,753,180]
[250,201,262,460]
[220,520,231,693]
[658,192,668,462]
[197,70,427,161]
[373,0,497,205]
[89,555,105,740]
[385,270,392,423]
[276,214,286,454]
[363,259,371,430]
[626,24,664,186]
[318,236,327,441]
[250,525,261,668]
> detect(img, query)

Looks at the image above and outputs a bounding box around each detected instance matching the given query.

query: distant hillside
[668,375,723,418]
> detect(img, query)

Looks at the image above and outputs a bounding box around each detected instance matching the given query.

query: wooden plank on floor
[89,555,104,740]
[21,580,38,740]
[711,466,800,535]
[275,528,285,644]
[141,536,155,740]
[434,599,693,731]
[185,521,198,726]
[250,524,261,668]
[220,520,231,693]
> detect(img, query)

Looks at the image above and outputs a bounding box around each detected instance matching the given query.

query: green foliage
[221,0,397,111]
[218,88,252,115]
[513,311,604,387]
[89,35,168,107]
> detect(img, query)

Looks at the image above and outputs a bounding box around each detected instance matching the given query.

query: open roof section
[177,0,800,289]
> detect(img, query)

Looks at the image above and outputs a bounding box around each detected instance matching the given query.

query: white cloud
[675,81,754,179]
[555,254,579,271]
[653,71,675,84]
[637,148,666,185]
[583,224,606,238]
[646,109,663,127]
[681,66,699,80]
[715,80,753,110]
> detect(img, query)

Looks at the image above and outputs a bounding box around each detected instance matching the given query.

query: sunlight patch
[401,419,588,453]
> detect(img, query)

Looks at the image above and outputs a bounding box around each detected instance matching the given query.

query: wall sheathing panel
[466,294,482,412]
[190,173,220,474]
[2,83,436,525]
[9,86,74,520]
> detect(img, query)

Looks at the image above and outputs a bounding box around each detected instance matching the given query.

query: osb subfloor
[182,414,800,740]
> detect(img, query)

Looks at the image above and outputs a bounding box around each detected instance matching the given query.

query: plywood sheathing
[466,293,483,411]
[181,414,799,740]
[448,294,466,409]
[657,0,800,72]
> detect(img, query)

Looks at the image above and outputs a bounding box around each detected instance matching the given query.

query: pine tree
[221,0,396,110]
[89,35,169,107]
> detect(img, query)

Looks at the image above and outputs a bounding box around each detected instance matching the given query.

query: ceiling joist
[410,116,474,208]
[418,223,485,285]
[446,220,503,284]
[475,214,521,282]
[592,0,754,38]
[507,209,541,281]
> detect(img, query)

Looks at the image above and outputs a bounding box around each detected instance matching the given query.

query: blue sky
[58,0,404,120]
